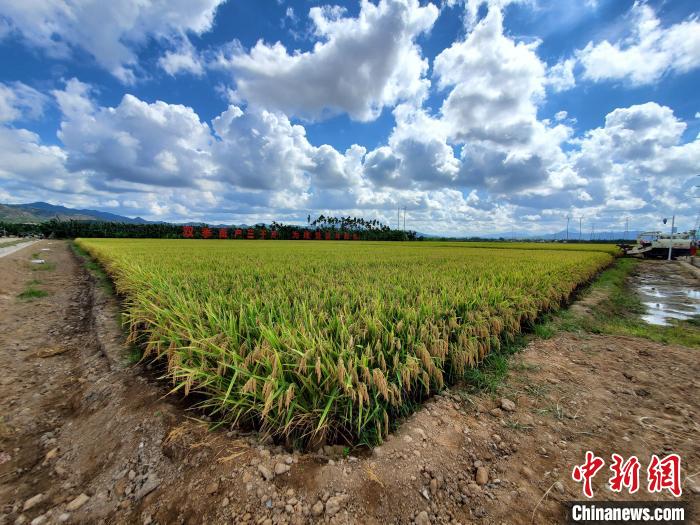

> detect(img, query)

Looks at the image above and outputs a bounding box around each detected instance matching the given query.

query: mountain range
[0,202,151,224]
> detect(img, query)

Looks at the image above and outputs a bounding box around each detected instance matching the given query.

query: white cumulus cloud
[577,2,700,85]
[0,0,225,83]
[159,40,204,77]
[54,79,215,188]
[215,0,438,122]
[570,102,700,219]
[432,6,573,195]
[0,82,48,122]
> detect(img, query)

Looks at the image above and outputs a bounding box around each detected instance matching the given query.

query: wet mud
[631,260,700,326]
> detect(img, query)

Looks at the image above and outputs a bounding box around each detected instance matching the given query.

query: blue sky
[0,0,698,235]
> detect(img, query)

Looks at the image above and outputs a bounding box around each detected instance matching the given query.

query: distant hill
[0,202,151,224]
[518,229,642,241]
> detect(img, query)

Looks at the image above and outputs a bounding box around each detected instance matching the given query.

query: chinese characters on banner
[181,226,363,240]
[572,452,682,498]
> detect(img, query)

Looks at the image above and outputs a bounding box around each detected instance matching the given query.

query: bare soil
[0,241,697,525]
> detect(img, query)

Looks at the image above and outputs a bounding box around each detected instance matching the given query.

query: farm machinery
[619,230,697,259]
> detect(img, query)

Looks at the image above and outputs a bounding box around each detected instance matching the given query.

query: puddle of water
[641,303,698,326]
[632,263,700,326]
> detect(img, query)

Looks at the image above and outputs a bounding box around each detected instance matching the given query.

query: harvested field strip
[76,239,614,446]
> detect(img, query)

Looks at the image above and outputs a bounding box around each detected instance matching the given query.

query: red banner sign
[182,226,361,240]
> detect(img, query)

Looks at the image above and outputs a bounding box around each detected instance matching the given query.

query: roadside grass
[17,285,49,300]
[461,335,526,394]
[535,258,700,348]
[126,343,143,365]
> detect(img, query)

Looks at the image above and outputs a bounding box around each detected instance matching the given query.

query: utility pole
[566,215,570,242]
[397,207,400,230]
[624,217,629,240]
[402,207,406,231]
[667,214,675,261]
[579,217,582,241]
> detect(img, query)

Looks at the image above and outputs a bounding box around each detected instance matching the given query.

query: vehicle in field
[621,230,697,259]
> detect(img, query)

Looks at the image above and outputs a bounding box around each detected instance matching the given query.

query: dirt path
[1,242,697,525]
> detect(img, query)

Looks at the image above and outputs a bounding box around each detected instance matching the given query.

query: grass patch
[126,344,143,365]
[504,419,532,431]
[460,336,526,394]
[536,258,700,348]
[532,323,555,339]
[18,286,49,300]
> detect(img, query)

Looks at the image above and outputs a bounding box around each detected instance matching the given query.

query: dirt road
[1,241,697,524]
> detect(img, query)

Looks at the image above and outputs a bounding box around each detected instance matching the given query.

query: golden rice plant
[76,238,614,446]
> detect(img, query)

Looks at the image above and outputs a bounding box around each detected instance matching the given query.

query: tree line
[0,216,418,241]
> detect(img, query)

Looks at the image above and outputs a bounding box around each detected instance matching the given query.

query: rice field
[75,239,616,446]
